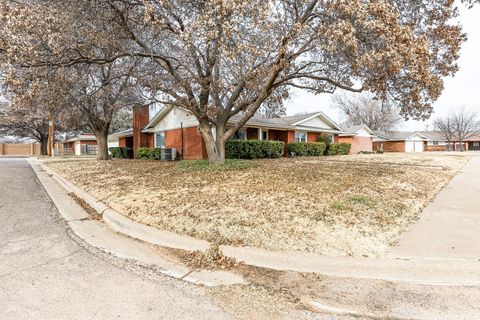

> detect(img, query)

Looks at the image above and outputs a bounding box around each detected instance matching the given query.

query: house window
[295,131,307,143]
[433,141,439,146]
[232,129,246,140]
[260,130,268,140]
[329,134,334,144]
[155,132,165,148]
[474,142,480,147]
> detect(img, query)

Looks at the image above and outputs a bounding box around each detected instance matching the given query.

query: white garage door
[405,141,423,152]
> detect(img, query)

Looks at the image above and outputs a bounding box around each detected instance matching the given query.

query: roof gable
[373,130,429,141]
[341,124,375,136]
[288,112,343,131]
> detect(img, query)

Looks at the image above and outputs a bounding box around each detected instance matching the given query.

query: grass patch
[45,154,468,257]
[329,195,376,211]
[177,159,257,172]
[348,195,375,207]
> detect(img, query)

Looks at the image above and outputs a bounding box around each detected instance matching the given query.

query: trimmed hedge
[225,140,285,159]
[287,142,326,157]
[327,143,351,155]
[109,147,133,159]
[136,147,162,160]
[316,133,332,155]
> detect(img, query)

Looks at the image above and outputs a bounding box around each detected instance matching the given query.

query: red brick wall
[307,132,321,142]
[164,126,206,160]
[373,141,405,152]
[287,131,295,143]
[338,136,372,154]
[424,143,447,152]
[119,137,126,147]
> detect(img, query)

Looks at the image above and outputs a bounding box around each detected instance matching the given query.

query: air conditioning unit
[161,148,176,161]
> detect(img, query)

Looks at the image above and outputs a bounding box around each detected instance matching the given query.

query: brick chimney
[132,105,150,158]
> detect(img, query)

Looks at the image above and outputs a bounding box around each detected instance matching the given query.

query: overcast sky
[284,4,480,131]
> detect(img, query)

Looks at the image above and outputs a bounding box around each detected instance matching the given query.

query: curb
[103,209,210,252]
[34,158,480,287]
[28,158,245,287]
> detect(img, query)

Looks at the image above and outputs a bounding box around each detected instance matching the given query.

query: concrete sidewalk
[389,155,480,260]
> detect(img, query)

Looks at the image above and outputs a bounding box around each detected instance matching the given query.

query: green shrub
[225,140,284,159]
[136,147,162,160]
[177,159,258,171]
[109,147,133,159]
[327,143,351,155]
[316,133,332,154]
[286,142,326,157]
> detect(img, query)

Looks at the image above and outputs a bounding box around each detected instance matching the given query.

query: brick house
[108,105,365,159]
[373,131,429,153]
[373,130,480,152]
[338,125,375,154]
[421,131,480,151]
[62,133,98,156]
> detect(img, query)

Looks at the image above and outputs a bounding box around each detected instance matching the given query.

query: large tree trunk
[93,130,110,160]
[198,123,226,164]
[40,137,48,156]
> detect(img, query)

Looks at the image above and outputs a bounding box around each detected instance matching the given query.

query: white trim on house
[64,134,97,144]
[404,132,429,141]
[292,126,343,134]
[290,112,343,131]
[294,131,308,143]
[339,125,375,137]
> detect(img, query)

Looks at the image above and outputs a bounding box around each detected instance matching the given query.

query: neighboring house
[420,131,480,152]
[108,105,360,159]
[373,130,480,152]
[108,129,133,149]
[373,131,429,153]
[338,125,375,154]
[62,133,98,156]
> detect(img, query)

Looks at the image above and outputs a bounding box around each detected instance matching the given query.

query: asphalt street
[0,157,233,320]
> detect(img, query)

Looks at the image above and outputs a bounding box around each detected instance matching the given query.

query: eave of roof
[143,105,175,129]
[63,134,97,143]
[108,129,134,140]
[339,124,375,136]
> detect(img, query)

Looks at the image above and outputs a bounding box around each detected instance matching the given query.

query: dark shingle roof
[343,125,365,134]
[374,131,418,140]
[228,113,291,129]
[282,112,319,125]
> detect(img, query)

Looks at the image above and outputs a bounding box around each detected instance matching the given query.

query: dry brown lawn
[44,153,468,257]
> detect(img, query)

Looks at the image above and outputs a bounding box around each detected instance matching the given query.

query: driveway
[389,154,480,259]
[0,158,233,320]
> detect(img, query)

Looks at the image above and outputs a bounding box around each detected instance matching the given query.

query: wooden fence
[0,143,42,156]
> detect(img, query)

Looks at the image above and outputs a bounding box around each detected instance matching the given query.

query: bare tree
[434,116,455,151]
[0,67,80,155]
[0,101,49,155]
[333,93,402,131]
[434,108,480,151]
[110,107,133,133]
[64,61,143,160]
[1,0,466,163]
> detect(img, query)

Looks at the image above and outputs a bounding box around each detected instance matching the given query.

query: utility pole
[47,113,56,157]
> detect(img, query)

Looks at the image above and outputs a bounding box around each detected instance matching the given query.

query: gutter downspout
[181,122,184,160]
